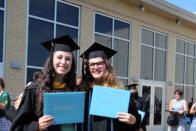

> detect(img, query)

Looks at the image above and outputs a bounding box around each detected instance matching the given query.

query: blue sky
[166,0,196,14]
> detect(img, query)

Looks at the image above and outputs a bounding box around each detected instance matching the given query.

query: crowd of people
[0,34,196,131]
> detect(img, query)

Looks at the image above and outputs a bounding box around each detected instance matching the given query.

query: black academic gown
[11,83,77,131]
[83,89,141,131]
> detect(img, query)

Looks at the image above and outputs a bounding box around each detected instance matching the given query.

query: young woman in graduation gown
[11,35,80,131]
[79,42,141,131]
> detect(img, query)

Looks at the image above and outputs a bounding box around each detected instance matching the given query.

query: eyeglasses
[88,60,105,69]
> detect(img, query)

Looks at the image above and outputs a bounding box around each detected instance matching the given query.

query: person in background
[187,98,194,123]
[26,71,42,87]
[126,83,146,131]
[6,71,42,123]
[11,35,80,131]
[79,42,140,131]
[0,77,12,131]
[168,89,188,131]
[189,102,196,131]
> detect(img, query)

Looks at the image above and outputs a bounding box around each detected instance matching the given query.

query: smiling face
[88,57,107,81]
[53,51,73,78]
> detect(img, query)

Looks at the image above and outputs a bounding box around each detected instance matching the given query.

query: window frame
[0,0,5,77]
[94,12,131,85]
[26,0,80,82]
[140,27,168,82]
[174,38,196,100]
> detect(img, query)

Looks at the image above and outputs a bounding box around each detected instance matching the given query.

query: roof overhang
[122,0,196,28]
[142,0,196,24]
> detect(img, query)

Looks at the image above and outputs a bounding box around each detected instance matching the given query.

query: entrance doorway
[140,80,166,131]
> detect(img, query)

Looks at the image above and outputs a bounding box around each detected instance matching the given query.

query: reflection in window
[0,11,3,62]
[95,13,130,85]
[28,18,53,66]
[95,34,112,48]
[0,0,4,63]
[95,14,112,35]
[29,0,55,20]
[141,29,154,46]
[114,20,130,39]
[141,46,153,80]
[0,0,4,8]
[113,39,129,77]
[154,49,166,81]
[28,1,80,82]
[57,2,79,26]
[142,86,151,125]
[175,39,196,85]
[56,25,78,43]
[154,87,162,125]
[175,55,185,84]
[140,28,167,81]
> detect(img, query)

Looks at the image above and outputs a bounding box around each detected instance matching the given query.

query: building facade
[0,0,196,130]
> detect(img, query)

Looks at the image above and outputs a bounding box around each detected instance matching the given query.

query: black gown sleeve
[11,87,39,131]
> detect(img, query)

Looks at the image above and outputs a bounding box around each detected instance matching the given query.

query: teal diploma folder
[138,110,145,122]
[44,92,85,125]
[89,86,131,118]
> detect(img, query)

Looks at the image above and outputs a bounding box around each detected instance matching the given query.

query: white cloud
[194,12,196,14]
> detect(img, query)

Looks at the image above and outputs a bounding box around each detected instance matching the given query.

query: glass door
[140,80,165,131]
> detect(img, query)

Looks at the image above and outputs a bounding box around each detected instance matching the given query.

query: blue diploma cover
[138,110,145,122]
[44,92,85,125]
[90,86,131,118]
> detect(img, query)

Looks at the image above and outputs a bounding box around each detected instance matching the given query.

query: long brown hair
[80,58,123,91]
[35,51,77,116]
[0,77,5,89]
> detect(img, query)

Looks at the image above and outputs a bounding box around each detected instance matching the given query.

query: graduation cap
[125,83,139,90]
[80,42,117,60]
[42,35,79,52]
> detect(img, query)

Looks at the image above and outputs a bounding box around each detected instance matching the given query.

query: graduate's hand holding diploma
[38,115,53,131]
[116,112,136,125]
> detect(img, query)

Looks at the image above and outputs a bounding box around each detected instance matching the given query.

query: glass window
[186,43,194,56]
[95,14,112,35]
[175,39,196,85]
[95,34,112,48]
[175,39,196,101]
[28,18,53,66]
[175,85,184,92]
[141,28,167,81]
[95,13,130,82]
[0,0,4,8]
[176,39,185,54]
[114,20,130,39]
[141,29,154,46]
[175,55,185,84]
[154,87,162,125]
[185,57,194,84]
[113,39,129,77]
[184,86,194,102]
[29,0,55,20]
[154,49,166,81]
[56,24,78,43]
[57,2,79,26]
[0,11,3,62]
[28,1,80,83]
[155,33,167,49]
[141,46,153,80]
